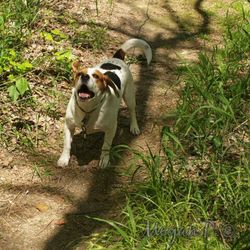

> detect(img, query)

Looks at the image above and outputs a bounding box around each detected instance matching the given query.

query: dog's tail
[113,38,152,65]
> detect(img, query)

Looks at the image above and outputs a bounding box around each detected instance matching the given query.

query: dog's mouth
[77,84,95,101]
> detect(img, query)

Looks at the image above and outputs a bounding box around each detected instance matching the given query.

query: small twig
[130,0,151,62]
[137,0,151,36]
[6,191,22,213]
[36,219,54,235]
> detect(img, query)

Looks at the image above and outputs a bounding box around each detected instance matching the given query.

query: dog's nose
[81,73,90,82]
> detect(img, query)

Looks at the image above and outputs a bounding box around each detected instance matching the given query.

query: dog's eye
[92,73,99,79]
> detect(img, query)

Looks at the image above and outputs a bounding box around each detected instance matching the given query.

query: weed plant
[0,0,40,75]
[0,0,109,150]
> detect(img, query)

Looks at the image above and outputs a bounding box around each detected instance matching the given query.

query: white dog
[57,38,152,168]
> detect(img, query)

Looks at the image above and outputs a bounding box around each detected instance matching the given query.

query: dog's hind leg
[123,78,140,135]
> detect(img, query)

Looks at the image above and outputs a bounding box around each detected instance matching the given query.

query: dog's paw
[99,154,110,168]
[57,155,70,167]
[130,124,140,135]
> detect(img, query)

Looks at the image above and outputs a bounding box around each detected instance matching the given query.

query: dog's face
[72,61,119,102]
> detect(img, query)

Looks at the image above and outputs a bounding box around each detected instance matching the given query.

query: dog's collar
[74,91,104,139]
[74,91,104,114]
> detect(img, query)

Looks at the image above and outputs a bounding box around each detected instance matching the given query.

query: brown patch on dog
[104,76,120,97]
[92,70,106,91]
[113,49,125,60]
[72,62,88,75]
[72,61,81,72]
[93,70,120,98]
[72,61,89,85]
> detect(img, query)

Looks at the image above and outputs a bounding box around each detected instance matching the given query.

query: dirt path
[0,0,228,249]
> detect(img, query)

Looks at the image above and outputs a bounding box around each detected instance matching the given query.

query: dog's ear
[103,75,120,98]
[72,61,81,73]
[93,70,119,98]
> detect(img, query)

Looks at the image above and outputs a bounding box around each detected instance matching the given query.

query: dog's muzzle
[77,75,94,101]
[77,83,95,101]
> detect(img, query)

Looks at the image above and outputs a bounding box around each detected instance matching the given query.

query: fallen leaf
[35,203,49,212]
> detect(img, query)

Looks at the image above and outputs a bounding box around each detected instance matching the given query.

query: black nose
[81,73,90,82]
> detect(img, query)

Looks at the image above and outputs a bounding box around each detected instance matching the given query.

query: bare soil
[0,0,232,249]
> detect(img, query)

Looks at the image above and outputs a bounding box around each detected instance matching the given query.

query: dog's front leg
[99,125,117,168]
[57,120,75,167]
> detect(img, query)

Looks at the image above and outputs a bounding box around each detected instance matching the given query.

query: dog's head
[72,61,119,102]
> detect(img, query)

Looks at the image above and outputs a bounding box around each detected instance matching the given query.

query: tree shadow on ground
[43,0,210,249]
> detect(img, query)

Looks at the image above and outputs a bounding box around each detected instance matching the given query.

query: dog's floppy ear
[103,75,120,98]
[94,70,120,98]
[72,61,81,73]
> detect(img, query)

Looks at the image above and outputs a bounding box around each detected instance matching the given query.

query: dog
[57,38,152,168]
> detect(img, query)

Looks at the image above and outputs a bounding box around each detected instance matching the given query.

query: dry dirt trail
[0,0,221,249]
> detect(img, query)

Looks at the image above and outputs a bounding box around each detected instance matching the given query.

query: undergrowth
[0,0,108,150]
[86,5,249,250]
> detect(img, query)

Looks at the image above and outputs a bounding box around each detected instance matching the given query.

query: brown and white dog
[57,38,152,168]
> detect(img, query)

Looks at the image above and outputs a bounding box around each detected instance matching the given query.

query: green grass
[0,0,40,77]
[0,0,108,151]
[86,6,250,250]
